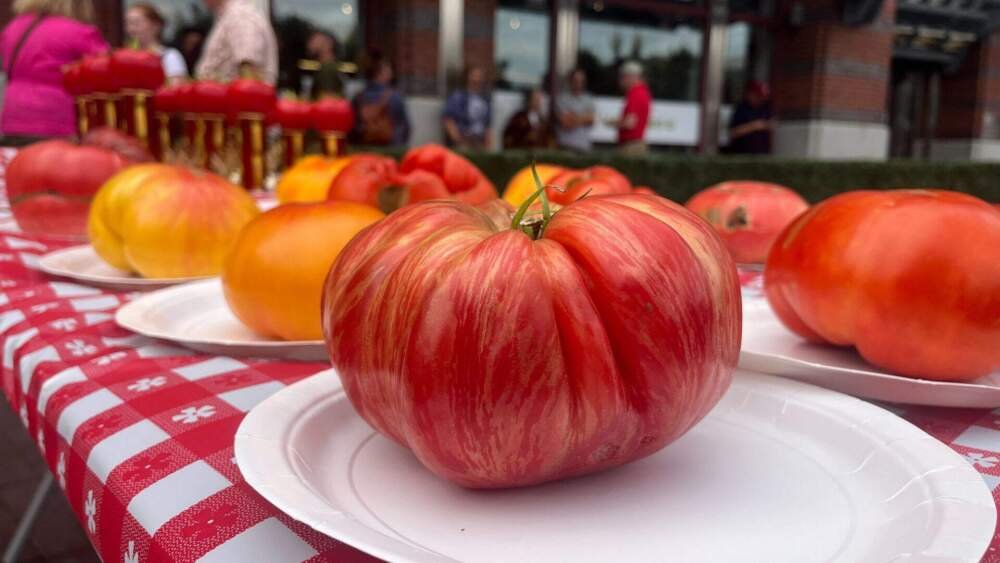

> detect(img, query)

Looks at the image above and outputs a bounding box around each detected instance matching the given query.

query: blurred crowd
[0,0,772,154]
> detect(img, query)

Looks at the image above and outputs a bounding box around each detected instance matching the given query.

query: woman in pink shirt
[1,0,108,139]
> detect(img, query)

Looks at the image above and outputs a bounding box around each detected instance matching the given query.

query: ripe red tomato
[227,78,275,115]
[191,80,229,115]
[62,62,89,96]
[81,127,154,163]
[327,154,450,212]
[686,181,809,264]
[310,97,354,133]
[399,144,497,204]
[547,166,632,205]
[323,193,741,488]
[7,140,132,238]
[109,48,164,91]
[765,190,1000,381]
[79,54,116,94]
[269,98,313,130]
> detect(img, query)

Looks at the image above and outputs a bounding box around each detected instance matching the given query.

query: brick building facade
[3,0,1000,160]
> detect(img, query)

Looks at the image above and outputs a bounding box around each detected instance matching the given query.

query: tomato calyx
[511,162,555,239]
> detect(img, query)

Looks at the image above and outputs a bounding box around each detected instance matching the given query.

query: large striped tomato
[222,201,383,341]
[88,164,259,278]
[323,192,741,488]
[765,190,1000,381]
[687,181,808,264]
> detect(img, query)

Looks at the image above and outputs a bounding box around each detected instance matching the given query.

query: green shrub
[358,146,1000,203]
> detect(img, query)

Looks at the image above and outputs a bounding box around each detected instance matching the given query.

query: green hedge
[362,147,1000,203]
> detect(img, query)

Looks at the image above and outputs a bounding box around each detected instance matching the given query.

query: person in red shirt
[610,61,652,155]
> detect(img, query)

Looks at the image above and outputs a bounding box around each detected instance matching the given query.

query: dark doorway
[889,60,941,159]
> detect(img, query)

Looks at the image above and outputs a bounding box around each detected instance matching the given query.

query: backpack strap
[5,13,47,79]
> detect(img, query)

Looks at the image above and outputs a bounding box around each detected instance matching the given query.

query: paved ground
[0,402,98,563]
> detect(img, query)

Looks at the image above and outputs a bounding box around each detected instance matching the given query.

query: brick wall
[464,0,497,80]
[772,0,894,124]
[364,0,441,96]
[938,32,1000,140]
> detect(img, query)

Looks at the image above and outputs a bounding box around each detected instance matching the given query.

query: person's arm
[393,93,411,146]
[729,119,769,140]
[484,127,494,151]
[442,93,466,146]
[580,99,596,127]
[230,15,270,81]
[558,111,578,129]
[443,118,464,147]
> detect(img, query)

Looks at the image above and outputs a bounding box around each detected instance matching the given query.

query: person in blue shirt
[443,65,493,150]
[351,56,410,147]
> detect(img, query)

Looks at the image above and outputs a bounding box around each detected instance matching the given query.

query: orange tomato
[501,164,564,206]
[276,155,353,203]
[222,200,384,340]
[88,164,258,278]
[547,166,632,205]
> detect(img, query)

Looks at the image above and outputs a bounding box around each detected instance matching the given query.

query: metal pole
[2,473,53,563]
[438,0,464,96]
[548,0,580,132]
[699,0,728,154]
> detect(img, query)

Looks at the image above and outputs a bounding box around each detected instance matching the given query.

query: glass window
[271,0,361,93]
[578,2,704,101]
[722,22,770,105]
[495,0,550,90]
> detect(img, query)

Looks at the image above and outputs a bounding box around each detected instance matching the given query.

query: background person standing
[555,68,596,153]
[606,61,651,155]
[196,0,278,84]
[0,0,107,141]
[125,3,188,84]
[726,80,773,155]
[443,65,493,150]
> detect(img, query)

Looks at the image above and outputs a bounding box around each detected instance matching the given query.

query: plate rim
[740,302,1000,403]
[115,278,326,350]
[235,368,997,563]
[38,244,210,288]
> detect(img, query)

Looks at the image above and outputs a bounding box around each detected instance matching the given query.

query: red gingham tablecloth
[0,146,998,562]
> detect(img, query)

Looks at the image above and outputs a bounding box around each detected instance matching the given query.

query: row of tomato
[7,134,998,488]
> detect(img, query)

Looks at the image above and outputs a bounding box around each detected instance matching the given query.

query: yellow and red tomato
[502,163,564,206]
[686,181,808,264]
[765,189,1000,381]
[223,201,384,341]
[276,155,353,204]
[322,192,740,488]
[88,164,259,278]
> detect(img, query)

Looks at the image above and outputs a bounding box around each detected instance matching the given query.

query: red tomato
[547,165,632,205]
[81,127,154,163]
[686,181,809,264]
[109,48,164,91]
[310,97,354,133]
[80,54,116,94]
[326,154,450,212]
[191,80,229,115]
[227,78,275,115]
[152,83,185,114]
[270,98,313,130]
[765,190,1000,381]
[399,144,497,204]
[62,62,89,96]
[7,140,132,238]
[322,193,741,488]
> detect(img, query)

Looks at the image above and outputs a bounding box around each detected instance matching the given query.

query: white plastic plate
[235,369,995,563]
[37,245,208,291]
[115,279,327,361]
[741,297,1000,408]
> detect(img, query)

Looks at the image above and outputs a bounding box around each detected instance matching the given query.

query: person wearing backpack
[0,0,107,141]
[350,56,410,147]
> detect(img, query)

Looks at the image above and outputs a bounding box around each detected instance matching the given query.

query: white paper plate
[235,369,996,563]
[115,279,327,361]
[38,245,208,291]
[741,298,1000,408]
